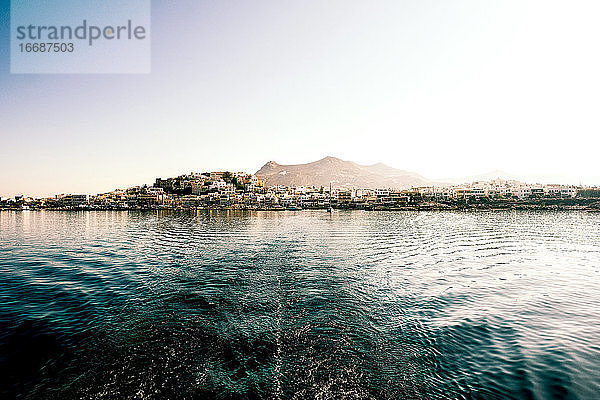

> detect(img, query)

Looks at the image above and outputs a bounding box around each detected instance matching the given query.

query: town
[2,171,600,211]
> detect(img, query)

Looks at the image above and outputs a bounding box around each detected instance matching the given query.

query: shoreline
[2,205,599,212]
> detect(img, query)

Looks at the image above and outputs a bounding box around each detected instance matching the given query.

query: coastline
[2,204,599,212]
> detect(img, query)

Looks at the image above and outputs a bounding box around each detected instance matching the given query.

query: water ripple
[0,210,599,399]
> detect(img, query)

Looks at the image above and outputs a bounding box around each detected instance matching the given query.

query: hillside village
[2,170,600,211]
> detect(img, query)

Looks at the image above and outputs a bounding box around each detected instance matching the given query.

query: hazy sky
[2,0,600,197]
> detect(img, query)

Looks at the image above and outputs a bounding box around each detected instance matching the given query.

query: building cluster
[411,179,579,200]
[1,174,597,211]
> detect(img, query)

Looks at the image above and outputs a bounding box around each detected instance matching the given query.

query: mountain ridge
[255,156,432,189]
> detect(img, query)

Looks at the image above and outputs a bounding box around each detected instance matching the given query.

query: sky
[1,0,600,197]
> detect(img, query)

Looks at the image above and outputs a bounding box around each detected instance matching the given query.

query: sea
[1,210,599,399]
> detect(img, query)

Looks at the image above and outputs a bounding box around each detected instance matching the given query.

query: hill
[255,156,431,189]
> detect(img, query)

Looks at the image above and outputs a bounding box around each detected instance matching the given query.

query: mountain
[255,156,432,189]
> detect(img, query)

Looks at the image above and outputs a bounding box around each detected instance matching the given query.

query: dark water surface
[1,210,599,399]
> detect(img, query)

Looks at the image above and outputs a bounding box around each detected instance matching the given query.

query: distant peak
[255,161,280,174]
[318,156,343,162]
[362,162,395,171]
